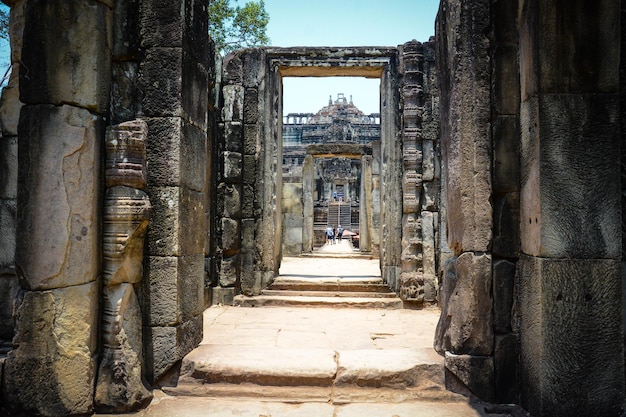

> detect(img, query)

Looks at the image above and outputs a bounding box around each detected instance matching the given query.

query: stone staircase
[327,201,351,229]
[233,276,403,309]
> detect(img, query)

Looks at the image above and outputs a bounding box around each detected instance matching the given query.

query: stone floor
[97,247,530,417]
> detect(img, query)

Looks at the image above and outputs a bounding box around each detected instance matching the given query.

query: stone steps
[268,278,389,293]
[261,289,398,298]
[233,294,404,309]
[175,345,445,392]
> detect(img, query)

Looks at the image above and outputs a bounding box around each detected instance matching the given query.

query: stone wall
[0,0,213,414]
[2,1,110,415]
[435,0,625,415]
[518,1,623,416]
[137,0,208,384]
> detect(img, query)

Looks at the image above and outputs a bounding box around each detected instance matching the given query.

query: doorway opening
[280,76,382,261]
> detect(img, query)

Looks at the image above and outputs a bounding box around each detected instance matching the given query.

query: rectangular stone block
[140,47,183,117]
[243,88,259,124]
[0,199,16,272]
[224,121,243,153]
[182,0,210,69]
[3,282,98,416]
[179,254,205,321]
[111,62,139,125]
[17,105,102,291]
[439,252,493,356]
[0,79,21,136]
[142,256,180,326]
[223,151,243,182]
[182,49,208,130]
[242,49,265,88]
[139,0,183,48]
[0,273,18,339]
[143,313,203,383]
[222,85,244,122]
[220,217,240,254]
[520,94,620,258]
[219,183,241,219]
[148,186,205,256]
[244,123,259,156]
[492,45,520,116]
[494,333,519,404]
[421,211,436,302]
[112,0,140,59]
[209,286,235,306]
[520,0,619,96]
[492,192,520,258]
[518,255,624,417]
[493,115,520,194]
[145,117,206,192]
[219,255,239,287]
[20,1,111,112]
[445,352,495,402]
[492,259,515,334]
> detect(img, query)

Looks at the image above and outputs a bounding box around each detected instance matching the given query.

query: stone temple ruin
[0,1,624,416]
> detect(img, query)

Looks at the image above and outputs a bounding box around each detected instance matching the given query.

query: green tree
[209,0,270,55]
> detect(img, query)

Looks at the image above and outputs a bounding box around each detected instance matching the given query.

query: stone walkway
[98,253,529,417]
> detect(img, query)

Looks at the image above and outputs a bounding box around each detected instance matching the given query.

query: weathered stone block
[139,0,183,48]
[143,256,180,326]
[493,259,515,334]
[219,183,242,219]
[223,151,243,182]
[105,120,148,190]
[224,121,243,152]
[219,255,239,287]
[0,79,21,137]
[20,0,111,112]
[221,217,240,253]
[242,49,265,88]
[492,116,520,194]
[243,123,259,156]
[222,84,244,122]
[0,273,18,339]
[182,0,209,69]
[179,253,205,321]
[181,49,208,129]
[140,48,183,117]
[492,192,520,258]
[3,282,98,416]
[437,252,493,356]
[494,333,519,404]
[0,199,16,273]
[445,352,495,402]
[520,94,620,258]
[518,255,624,417]
[144,313,203,383]
[222,53,243,86]
[210,286,235,306]
[112,0,139,59]
[148,186,205,256]
[243,88,259,124]
[17,105,102,291]
[145,117,206,192]
[520,0,619,97]
[422,140,435,181]
[492,45,520,116]
[421,211,436,302]
[111,61,139,125]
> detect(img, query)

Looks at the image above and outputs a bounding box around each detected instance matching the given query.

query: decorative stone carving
[96,120,152,412]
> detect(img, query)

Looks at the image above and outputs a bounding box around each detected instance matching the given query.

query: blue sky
[263,0,441,114]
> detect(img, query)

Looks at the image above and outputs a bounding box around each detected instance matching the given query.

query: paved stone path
[97,254,529,417]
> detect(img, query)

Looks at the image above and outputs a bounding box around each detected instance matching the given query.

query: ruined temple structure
[282,93,382,252]
[0,1,624,416]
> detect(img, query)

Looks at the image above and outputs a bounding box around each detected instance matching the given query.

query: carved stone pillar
[95,120,152,412]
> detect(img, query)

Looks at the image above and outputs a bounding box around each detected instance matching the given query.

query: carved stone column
[95,120,152,412]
